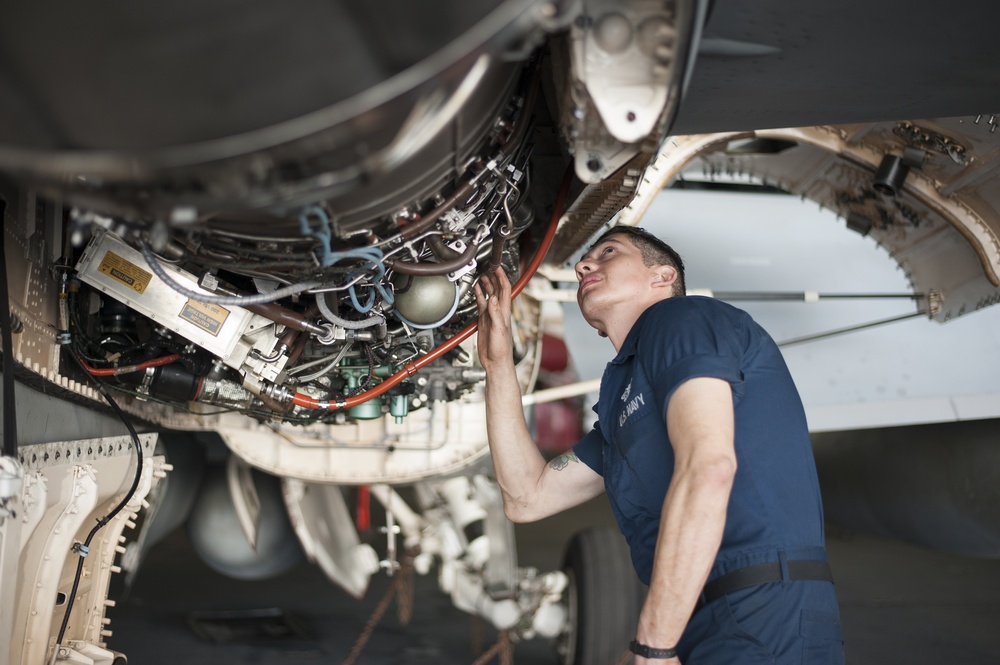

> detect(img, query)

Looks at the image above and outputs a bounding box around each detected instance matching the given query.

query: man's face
[574,234,658,317]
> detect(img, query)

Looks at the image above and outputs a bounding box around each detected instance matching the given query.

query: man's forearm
[638,459,734,655]
[475,268,603,522]
[483,360,549,519]
[633,376,737,659]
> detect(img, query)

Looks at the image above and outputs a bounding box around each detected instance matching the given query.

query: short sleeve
[637,299,746,415]
[573,424,606,476]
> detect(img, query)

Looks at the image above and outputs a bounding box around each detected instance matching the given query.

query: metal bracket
[894,121,970,165]
[565,0,690,181]
[446,240,478,282]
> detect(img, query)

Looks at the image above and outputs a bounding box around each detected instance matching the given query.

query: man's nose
[574,259,593,280]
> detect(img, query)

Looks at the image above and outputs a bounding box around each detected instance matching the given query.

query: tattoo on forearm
[548,453,579,471]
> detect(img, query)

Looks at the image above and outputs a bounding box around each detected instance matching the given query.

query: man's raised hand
[474,267,514,371]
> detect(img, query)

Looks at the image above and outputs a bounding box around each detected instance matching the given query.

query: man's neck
[602,294,675,352]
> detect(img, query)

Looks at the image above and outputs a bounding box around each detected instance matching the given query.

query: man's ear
[652,265,678,290]
[598,329,608,338]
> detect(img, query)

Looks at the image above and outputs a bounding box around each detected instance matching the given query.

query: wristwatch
[629,639,677,659]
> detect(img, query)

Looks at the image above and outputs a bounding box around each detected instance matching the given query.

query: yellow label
[179,299,230,336]
[98,251,152,294]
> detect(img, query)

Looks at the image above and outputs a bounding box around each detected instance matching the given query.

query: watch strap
[629,639,677,659]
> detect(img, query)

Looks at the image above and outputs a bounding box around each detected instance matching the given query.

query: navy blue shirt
[574,296,827,586]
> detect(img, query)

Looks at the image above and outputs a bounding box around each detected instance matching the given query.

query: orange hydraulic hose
[291,165,574,410]
[77,353,181,377]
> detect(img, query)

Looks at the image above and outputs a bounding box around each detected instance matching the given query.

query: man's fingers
[494,267,511,295]
[474,282,487,313]
[475,280,497,313]
[494,268,512,315]
[477,271,511,309]
[478,276,494,309]
[474,270,518,338]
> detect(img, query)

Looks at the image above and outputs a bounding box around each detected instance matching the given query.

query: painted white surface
[559,189,1000,432]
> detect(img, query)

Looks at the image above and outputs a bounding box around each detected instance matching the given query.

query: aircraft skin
[1,1,1000,663]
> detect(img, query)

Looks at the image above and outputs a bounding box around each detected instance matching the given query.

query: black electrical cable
[0,198,19,458]
[53,353,146,651]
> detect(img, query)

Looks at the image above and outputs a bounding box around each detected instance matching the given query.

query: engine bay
[63,107,542,429]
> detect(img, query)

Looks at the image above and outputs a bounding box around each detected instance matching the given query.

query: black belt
[702,559,834,605]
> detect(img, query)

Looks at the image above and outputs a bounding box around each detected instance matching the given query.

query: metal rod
[777,311,926,348]
[712,291,925,301]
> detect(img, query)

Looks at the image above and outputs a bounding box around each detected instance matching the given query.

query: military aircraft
[2,1,1000,664]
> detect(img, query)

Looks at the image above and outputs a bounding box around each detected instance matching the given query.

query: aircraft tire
[559,527,645,665]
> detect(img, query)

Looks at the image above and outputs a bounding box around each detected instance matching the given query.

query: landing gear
[558,527,645,665]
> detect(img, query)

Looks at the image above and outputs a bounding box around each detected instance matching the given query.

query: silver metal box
[75,229,256,364]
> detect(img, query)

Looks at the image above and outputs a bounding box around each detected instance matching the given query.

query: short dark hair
[591,226,686,296]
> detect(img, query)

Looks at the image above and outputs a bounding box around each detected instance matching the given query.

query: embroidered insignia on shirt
[618,378,645,427]
[619,390,646,428]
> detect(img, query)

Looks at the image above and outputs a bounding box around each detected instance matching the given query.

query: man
[474,226,843,664]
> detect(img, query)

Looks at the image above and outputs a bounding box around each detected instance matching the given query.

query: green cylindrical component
[390,394,409,424]
[345,371,384,420]
[349,399,383,420]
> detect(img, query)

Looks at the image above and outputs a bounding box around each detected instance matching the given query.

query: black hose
[426,234,461,261]
[54,354,145,651]
[0,198,18,458]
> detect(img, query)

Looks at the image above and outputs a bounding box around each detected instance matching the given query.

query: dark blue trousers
[676,580,844,664]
